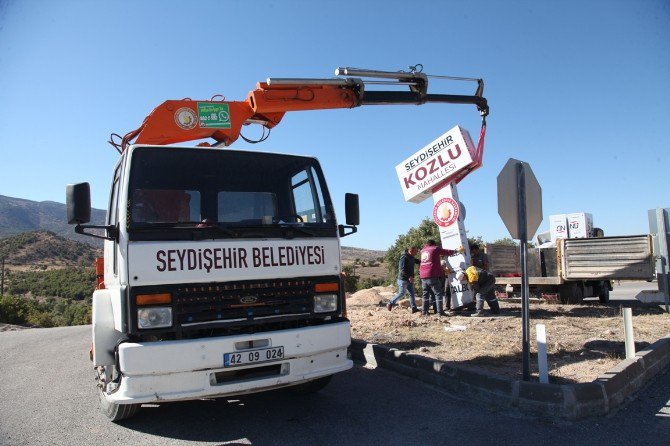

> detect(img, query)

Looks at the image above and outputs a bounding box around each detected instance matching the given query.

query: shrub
[385,218,486,294]
[7,267,95,300]
[357,277,386,290]
[0,294,91,327]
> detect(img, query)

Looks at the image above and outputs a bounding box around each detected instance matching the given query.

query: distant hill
[0,195,105,246]
[0,195,386,258]
[0,231,102,268]
[341,246,386,263]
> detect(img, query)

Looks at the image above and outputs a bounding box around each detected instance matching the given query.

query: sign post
[497,158,542,381]
[395,124,481,309]
[432,184,473,308]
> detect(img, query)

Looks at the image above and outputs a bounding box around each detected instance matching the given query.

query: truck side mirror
[66,183,92,225]
[345,193,359,226]
[339,193,359,237]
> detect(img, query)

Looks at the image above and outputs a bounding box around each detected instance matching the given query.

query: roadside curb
[348,335,670,420]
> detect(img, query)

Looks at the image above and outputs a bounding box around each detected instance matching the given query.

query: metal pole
[623,308,635,359]
[536,324,548,383]
[0,257,4,296]
[517,162,531,381]
[656,208,670,313]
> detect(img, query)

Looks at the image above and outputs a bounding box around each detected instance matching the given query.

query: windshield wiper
[131,222,200,230]
[197,224,239,237]
[280,225,318,238]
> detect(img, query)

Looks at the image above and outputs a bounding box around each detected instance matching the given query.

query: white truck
[489,235,656,304]
[68,147,359,421]
[66,66,489,420]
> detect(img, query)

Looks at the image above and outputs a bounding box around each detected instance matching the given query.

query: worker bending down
[457,265,501,317]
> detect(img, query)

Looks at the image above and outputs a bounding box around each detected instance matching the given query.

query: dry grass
[348,286,670,384]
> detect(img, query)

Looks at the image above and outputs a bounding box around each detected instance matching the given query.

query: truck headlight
[314,294,337,313]
[138,307,172,329]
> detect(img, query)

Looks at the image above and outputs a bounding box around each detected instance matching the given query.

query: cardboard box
[567,212,593,238]
[395,125,476,204]
[549,214,568,242]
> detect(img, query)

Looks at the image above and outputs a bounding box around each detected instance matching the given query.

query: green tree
[491,237,517,247]
[7,267,95,300]
[491,237,535,248]
[385,218,486,281]
[341,264,359,293]
[385,218,440,282]
[0,294,91,327]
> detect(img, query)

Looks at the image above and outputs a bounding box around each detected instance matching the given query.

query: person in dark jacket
[469,243,490,270]
[420,240,457,317]
[457,265,501,316]
[387,246,419,312]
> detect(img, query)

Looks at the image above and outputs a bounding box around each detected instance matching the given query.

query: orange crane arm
[117,66,488,151]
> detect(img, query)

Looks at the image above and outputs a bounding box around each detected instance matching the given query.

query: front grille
[175,279,314,327]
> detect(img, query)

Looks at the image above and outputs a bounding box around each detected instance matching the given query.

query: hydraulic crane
[111,65,489,153]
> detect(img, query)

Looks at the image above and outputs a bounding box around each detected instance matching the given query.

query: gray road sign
[496,158,543,381]
[497,158,543,240]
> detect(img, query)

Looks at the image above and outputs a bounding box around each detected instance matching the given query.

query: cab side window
[291,167,326,223]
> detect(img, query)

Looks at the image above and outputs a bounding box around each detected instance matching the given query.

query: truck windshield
[127,147,336,236]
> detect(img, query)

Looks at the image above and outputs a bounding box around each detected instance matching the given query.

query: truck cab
[67,145,358,421]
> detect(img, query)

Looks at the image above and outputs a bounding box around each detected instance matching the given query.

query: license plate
[224,346,284,367]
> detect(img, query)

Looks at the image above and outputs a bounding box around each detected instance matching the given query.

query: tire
[289,375,332,395]
[99,388,139,422]
[558,283,583,304]
[598,286,610,304]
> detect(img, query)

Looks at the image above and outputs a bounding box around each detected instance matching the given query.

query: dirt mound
[349,286,395,306]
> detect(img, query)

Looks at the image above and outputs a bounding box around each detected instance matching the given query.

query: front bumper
[107,322,352,404]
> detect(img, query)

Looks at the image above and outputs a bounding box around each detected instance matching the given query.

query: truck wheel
[598,287,610,304]
[289,375,332,395]
[99,389,139,422]
[558,283,583,304]
[97,365,139,422]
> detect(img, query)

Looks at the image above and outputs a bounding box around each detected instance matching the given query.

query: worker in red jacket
[419,240,457,317]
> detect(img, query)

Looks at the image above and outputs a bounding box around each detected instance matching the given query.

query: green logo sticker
[198,103,231,129]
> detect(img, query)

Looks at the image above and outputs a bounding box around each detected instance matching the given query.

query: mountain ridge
[0,195,105,246]
[0,230,101,267]
[0,195,386,257]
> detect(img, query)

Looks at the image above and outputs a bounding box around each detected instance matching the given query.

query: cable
[107,134,123,154]
[240,124,271,144]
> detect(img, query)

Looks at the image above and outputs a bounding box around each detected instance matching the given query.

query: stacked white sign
[549,212,594,240]
[549,214,568,242]
[567,212,593,238]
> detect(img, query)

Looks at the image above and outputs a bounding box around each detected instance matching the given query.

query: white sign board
[396,125,476,204]
[128,239,341,286]
[432,184,474,309]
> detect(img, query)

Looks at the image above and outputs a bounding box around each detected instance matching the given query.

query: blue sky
[0,0,668,250]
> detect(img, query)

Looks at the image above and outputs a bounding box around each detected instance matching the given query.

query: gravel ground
[348,286,670,383]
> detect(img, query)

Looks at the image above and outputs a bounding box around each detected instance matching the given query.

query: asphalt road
[1,325,668,446]
[609,280,657,301]
[583,280,665,307]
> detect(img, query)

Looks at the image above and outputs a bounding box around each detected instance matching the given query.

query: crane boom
[117,65,488,151]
